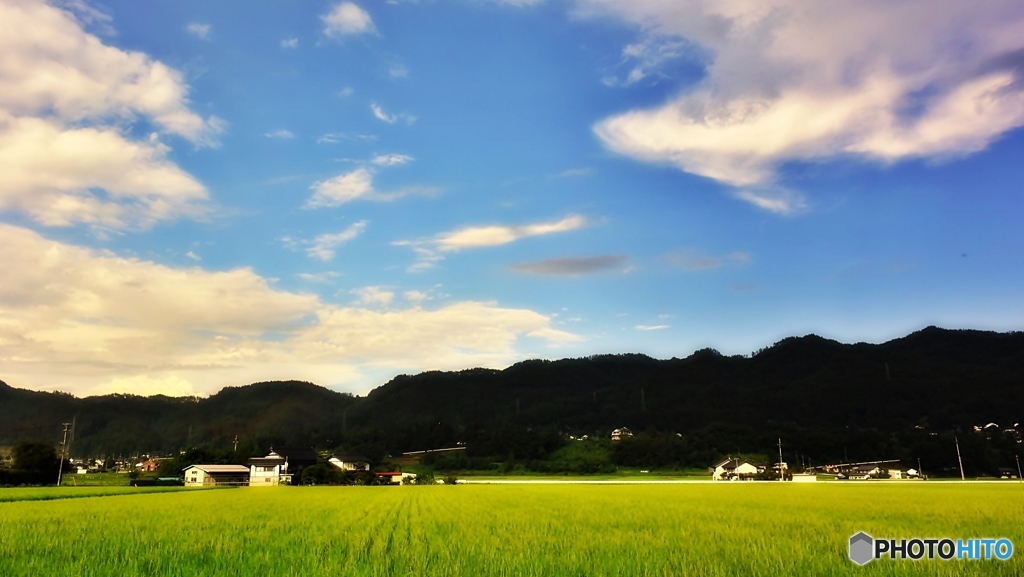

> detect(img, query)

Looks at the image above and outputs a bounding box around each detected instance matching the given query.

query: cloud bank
[582,0,1024,211]
[0,225,578,396]
[0,0,222,228]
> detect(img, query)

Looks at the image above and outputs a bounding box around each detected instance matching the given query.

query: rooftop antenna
[955,437,965,481]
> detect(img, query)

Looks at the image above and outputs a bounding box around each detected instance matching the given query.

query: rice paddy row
[2,483,1022,576]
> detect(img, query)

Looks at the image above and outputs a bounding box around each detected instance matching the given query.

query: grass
[1,484,1022,576]
[0,485,192,503]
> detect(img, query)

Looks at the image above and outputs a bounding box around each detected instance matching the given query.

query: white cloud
[352,286,394,307]
[306,221,368,261]
[307,168,375,206]
[322,2,375,37]
[404,290,429,303]
[185,22,210,40]
[389,63,409,79]
[317,131,376,144]
[371,102,416,125]
[0,225,577,396]
[582,0,1024,209]
[635,325,670,331]
[265,129,295,139]
[297,271,341,283]
[281,37,298,48]
[0,114,209,228]
[0,0,222,229]
[371,153,413,166]
[185,251,201,261]
[434,215,588,252]
[397,215,589,271]
[307,166,437,207]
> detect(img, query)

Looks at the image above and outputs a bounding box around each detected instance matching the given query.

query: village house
[712,458,760,481]
[328,454,371,471]
[248,450,287,486]
[610,427,633,442]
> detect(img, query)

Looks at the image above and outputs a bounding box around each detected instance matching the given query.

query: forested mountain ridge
[2,327,1023,471]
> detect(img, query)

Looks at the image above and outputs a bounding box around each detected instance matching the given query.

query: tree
[12,442,61,474]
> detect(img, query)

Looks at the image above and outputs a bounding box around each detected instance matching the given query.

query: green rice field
[2,483,1022,576]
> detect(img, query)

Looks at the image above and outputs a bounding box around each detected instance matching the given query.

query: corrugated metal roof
[183,464,250,473]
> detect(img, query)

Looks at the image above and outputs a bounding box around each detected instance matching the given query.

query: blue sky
[2,0,1024,396]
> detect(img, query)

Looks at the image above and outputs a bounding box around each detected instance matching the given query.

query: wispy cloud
[317,132,376,144]
[306,166,437,208]
[371,102,416,125]
[396,215,589,272]
[662,250,751,271]
[264,129,295,139]
[351,286,394,307]
[322,2,375,37]
[185,22,211,40]
[371,154,413,166]
[306,221,368,261]
[297,271,340,283]
[389,63,409,79]
[635,325,670,331]
[185,251,201,261]
[511,255,627,276]
[280,37,298,48]
[338,87,354,97]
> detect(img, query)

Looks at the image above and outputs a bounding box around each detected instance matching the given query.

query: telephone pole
[233,435,239,452]
[955,437,965,481]
[57,421,73,486]
[778,438,785,482]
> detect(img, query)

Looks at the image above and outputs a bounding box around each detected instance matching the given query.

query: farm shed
[183,464,251,487]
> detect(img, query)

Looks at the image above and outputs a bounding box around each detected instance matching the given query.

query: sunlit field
[2,484,1022,576]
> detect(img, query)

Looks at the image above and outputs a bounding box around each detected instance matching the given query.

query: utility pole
[233,435,239,453]
[57,421,72,486]
[955,437,965,481]
[917,457,923,479]
[774,440,782,481]
[1016,455,1022,483]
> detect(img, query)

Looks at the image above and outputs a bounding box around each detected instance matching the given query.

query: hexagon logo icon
[849,532,874,565]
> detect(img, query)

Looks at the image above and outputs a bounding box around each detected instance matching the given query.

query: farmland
[1,483,1022,576]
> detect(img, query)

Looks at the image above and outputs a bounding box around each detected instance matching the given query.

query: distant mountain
[2,327,1023,467]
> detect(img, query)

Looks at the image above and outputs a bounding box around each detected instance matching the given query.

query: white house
[611,428,634,442]
[248,450,288,486]
[183,464,251,487]
[328,454,370,471]
[712,458,760,481]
